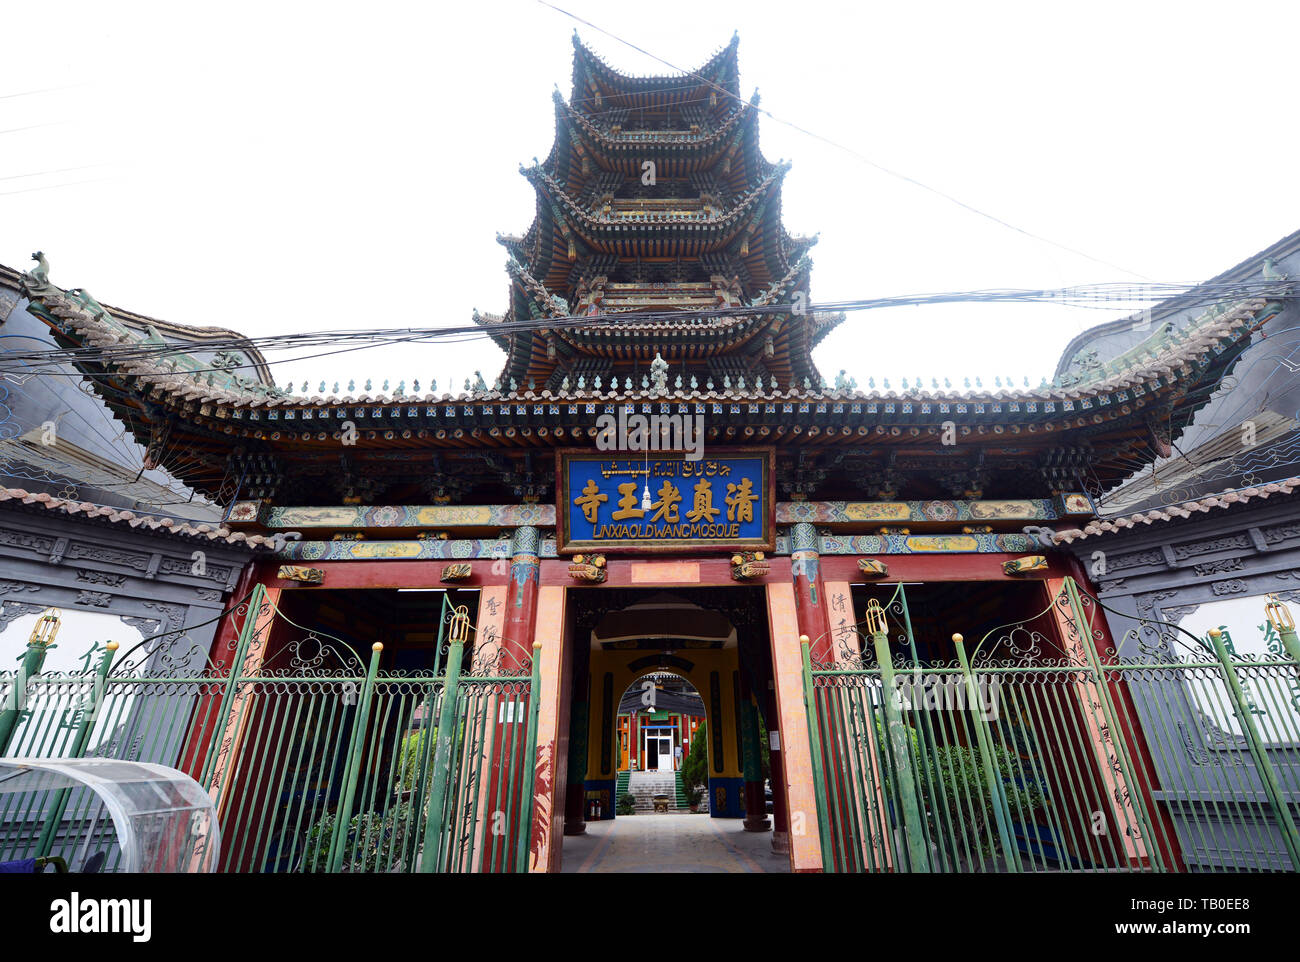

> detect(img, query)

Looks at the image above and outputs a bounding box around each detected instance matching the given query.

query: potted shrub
[681,722,709,812]
[684,784,704,813]
[617,792,637,816]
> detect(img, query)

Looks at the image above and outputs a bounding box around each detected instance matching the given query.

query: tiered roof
[478,34,839,392]
[6,38,1284,515]
[0,485,283,549]
[1051,475,1300,544]
[10,255,1272,508]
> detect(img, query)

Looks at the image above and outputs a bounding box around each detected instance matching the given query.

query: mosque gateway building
[2,35,1298,874]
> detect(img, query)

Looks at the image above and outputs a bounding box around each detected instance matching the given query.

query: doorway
[558,585,787,872]
[645,730,674,772]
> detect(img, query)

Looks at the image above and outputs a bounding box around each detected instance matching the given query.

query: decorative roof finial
[22,251,54,296]
[650,351,669,392]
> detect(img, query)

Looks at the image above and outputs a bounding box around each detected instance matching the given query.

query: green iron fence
[0,586,539,873]
[804,577,1300,873]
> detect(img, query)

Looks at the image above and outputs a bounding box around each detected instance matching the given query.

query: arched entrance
[557,587,786,872]
[616,671,703,780]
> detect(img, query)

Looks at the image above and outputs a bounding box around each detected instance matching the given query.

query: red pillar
[631,714,639,776]
[177,560,262,781]
[484,526,540,869]
[767,692,790,851]
[501,527,541,672]
[790,522,833,664]
[1059,559,1187,872]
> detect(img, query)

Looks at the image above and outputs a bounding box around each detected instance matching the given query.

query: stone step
[627,772,688,812]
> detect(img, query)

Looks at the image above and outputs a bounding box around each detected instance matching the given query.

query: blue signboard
[559,450,772,553]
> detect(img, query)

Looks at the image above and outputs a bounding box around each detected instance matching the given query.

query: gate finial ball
[799,634,810,645]
[952,633,963,644]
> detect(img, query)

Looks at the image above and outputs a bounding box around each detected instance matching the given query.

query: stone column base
[563,821,587,836]
[771,830,790,854]
[743,816,772,832]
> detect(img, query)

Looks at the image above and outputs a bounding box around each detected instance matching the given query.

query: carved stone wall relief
[76,569,127,587]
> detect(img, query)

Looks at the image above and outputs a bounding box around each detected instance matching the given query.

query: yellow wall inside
[586,648,744,781]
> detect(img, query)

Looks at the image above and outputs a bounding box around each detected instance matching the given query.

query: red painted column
[501,526,541,672]
[766,583,824,871]
[177,560,263,781]
[528,585,568,871]
[1058,561,1187,872]
[766,686,790,852]
[790,522,834,664]
[630,714,639,777]
[484,526,540,870]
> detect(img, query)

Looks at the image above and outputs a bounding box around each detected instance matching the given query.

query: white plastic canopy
[0,758,220,872]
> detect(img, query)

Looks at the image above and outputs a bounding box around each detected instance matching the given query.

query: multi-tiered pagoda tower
[477,34,842,393]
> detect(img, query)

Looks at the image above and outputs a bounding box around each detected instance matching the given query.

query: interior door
[657,736,673,772]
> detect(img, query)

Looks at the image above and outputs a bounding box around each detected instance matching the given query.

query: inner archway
[558,587,787,873]
[616,670,702,790]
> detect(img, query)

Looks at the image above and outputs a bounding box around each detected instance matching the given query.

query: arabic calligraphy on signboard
[558,449,773,554]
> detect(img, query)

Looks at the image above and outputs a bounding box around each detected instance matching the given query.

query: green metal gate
[803,577,1300,873]
[0,586,539,873]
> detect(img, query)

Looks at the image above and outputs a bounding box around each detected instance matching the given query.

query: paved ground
[561,813,791,873]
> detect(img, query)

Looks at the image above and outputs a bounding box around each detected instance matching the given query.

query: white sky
[3,0,1298,394]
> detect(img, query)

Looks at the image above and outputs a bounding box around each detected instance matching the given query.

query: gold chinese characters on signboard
[559,450,773,554]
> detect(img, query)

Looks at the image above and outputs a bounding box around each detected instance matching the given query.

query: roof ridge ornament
[21,251,56,298]
[650,351,669,392]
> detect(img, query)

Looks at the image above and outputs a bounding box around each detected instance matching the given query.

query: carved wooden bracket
[278,565,324,584]
[856,558,889,578]
[1002,555,1048,576]
[730,551,769,581]
[440,563,472,583]
[568,554,607,584]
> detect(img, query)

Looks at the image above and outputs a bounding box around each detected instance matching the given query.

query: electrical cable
[1,276,1287,379]
[536,1,1153,281]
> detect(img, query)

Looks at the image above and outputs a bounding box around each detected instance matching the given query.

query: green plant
[922,743,1044,857]
[396,728,433,793]
[681,721,709,806]
[617,792,637,816]
[874,715,1044,859]
[300,802,418,873]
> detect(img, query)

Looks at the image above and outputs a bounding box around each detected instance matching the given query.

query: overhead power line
[0,84,86,101]
[1,277,1289,379]
[536,0,1153,281]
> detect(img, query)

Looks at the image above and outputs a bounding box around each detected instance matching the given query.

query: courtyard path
[560,812,790,873]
